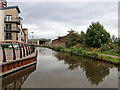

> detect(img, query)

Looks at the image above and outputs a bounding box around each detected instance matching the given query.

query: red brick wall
[51,36,66,47]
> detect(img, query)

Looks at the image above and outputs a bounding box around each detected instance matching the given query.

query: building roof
[22,28,28,30]
[28,39,51,42]
[52,35,67,42]
[0,6,21,13]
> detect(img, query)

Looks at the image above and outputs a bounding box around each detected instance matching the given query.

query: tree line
[65,22,120,49]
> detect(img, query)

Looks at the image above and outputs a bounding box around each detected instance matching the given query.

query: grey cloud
[8,2,118,39]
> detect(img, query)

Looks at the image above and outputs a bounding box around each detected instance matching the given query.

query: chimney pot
[0,0,7,8]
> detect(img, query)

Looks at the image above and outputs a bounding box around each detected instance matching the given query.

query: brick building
[0,0,28,43]
[28,38,51,46]
[51,36,67,47]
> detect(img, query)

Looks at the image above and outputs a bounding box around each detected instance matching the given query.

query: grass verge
[41,46,120,66]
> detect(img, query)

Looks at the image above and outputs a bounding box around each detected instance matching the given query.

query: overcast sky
[8,1,118,40]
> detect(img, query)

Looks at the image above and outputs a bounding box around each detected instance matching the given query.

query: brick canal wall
[0,49,37,76]
[0,49,20,62]
[0,43,37,76]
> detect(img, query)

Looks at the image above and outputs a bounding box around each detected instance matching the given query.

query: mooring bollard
[18,43,22,58]
[1,44,6,62]
[11,43,16,60]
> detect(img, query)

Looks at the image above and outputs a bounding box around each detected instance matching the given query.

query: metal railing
[0,43,36,62]
[4,17,20,25]
[4,27,20,33]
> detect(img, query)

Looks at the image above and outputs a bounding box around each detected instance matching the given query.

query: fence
[0,43,36,62]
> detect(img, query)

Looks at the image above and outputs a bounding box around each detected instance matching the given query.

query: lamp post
[31,32,33,44]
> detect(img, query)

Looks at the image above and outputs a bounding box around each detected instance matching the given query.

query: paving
[101,54,120,59]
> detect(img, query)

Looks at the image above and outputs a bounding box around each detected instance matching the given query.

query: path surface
[101,54,120,59]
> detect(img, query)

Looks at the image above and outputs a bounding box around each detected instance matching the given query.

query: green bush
[77,48,83,54]
[100,45,110,51]
[72,43,82,49]
[2,44,9,48]
[115,47,120,54]
[91,52,98,58]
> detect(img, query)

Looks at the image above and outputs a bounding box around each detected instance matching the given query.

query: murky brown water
[2,47,120,88]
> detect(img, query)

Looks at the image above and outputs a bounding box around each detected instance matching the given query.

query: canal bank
[43,46,120,66]
[21,47,119,88]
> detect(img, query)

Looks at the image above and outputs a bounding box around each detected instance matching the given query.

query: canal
[2,47,120,88]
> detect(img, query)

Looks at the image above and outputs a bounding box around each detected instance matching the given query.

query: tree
[57,36,61,39]
[85,22,110,48]
[81,31,86,46]
[65,29,82,48]
[117,38,120,47]
[112,35,118,44]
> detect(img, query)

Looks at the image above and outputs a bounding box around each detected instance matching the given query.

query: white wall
[0,10,4,42]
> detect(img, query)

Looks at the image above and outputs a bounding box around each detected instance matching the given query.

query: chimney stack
[0,0,7,8]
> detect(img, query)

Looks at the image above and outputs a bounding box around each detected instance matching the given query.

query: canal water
[2,47,120,88]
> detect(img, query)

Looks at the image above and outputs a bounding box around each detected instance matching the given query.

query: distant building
[51,36,67,47]
[28,39,51,46]
[22,28,28,43]
[0,0,28,43]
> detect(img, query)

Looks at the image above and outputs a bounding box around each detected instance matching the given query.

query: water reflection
[55,52,119,86]
[1,64,36,90]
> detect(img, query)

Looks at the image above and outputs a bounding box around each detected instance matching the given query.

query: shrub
[82,50,87,56]
[72,43,82,49]
[115,47,120,53]
[100,44,110,51]
[91,52,98,58]
[77,48,83,54]
[2,44,9,48]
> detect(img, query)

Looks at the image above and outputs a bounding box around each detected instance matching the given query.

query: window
[6,24,12,30]
[6,33,12,40]
[6,15,12,21]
